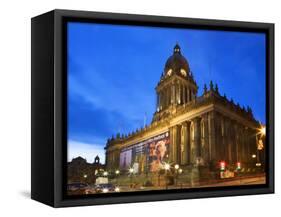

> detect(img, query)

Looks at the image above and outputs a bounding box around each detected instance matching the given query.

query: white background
[0,0,279,216]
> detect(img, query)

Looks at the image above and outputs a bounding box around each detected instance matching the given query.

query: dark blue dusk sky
[67,22,266,163]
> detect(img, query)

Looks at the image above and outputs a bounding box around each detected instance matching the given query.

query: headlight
[102,188,109,193]
[115,187,120,192]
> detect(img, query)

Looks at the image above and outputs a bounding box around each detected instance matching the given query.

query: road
[200,176,265,187]
[117,175,266,192]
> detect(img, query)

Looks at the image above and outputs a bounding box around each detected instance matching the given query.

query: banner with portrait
[119,132,170,173]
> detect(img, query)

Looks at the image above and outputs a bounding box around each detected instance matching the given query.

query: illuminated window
[180,68,187,76]
[167,69,172,76]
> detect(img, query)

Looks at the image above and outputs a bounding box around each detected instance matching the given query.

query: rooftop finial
[174,43,181,54]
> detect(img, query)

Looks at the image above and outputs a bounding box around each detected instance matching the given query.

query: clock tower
[153,44,198,122]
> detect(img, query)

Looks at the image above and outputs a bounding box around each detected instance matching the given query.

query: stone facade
[105,44,264,174]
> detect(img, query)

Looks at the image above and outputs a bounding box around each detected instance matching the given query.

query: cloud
[68,140,106,164]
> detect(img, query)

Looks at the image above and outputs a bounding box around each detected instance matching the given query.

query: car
[67,183,95,195]
[94,183,120,193]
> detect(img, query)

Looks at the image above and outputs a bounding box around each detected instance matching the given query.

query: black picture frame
[31,9,274,207]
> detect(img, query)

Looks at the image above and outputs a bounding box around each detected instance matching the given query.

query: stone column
[180,123,187,165]
[202,114,210,164]
[208,111,216,163]
[163,88,166,109]
[167,87,170,106]
[232,122,238,164]
[237,125,242,163]
[225,118,232,163]
[177,83,181,104]
[193,117,201,164]
[186,88,190,102]
[183,86,186,104]
[170,125,180,163]
[185,121,191,165]
[215,114,223,161]
[243,127,250,164]
[170,85,173,104]
[176,125,182,164]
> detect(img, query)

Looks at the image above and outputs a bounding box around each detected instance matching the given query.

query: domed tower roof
[164,43,191,77]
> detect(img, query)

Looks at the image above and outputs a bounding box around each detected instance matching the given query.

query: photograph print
[66,21,266,196]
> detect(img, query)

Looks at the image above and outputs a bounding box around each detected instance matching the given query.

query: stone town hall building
[105,44,261,174]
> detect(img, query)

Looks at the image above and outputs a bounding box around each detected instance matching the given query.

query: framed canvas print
[31,9,274,207]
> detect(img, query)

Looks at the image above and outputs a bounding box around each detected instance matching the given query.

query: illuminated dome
[164,44,190,77]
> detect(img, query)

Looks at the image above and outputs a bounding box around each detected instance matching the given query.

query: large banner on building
[119,132,170,173]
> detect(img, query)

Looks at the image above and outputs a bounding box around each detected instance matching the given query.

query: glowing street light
[260,126,266,136]
[115,169,120,185]
[129,168,134,174]
[83,174,88,178]
[163,162,170,189]
[103,171,108,176]
[252,154,256,159]
[256,163,262,167]
[174,164,180,186]
[178,168,183,174]
[129,167,134,188]
[163,162,170,171]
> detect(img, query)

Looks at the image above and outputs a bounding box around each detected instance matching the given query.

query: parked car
[67,183,95,195]
[94,183,120,193]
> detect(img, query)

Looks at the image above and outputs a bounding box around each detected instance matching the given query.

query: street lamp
[83,174,88,179]
[174,164,179,186]
[129,167,134,188]
[236,162,241,183]
[260,126,266,136]
[256,163,262,167]
[115,170,120,185]
[129,168,134,174]
[103,171,108,176]
[252,154,256,159]
[163,162,170,189]
[163,162,170,171]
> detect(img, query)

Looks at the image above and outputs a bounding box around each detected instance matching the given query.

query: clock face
[180,68,187,77]
[167,69,172,76]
